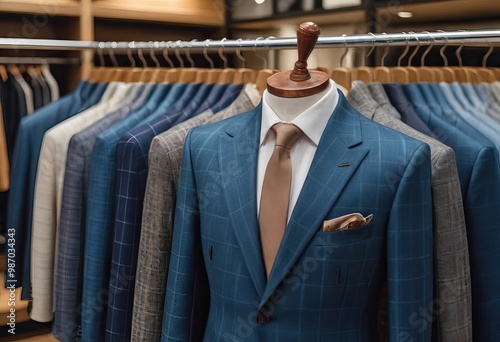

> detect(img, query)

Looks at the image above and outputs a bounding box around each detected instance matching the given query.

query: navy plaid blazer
[80,83,189,342]
[162,93,434,341]
[105,84,243,341]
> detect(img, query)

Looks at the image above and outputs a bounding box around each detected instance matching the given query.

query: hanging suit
[52,84,154,341]
[6,81,107,299]
[348,82,472,341]
[132,84,261,342]
[162,92,433,341]
[386,83,500,340]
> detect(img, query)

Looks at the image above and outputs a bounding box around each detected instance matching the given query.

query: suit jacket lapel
[219,103,266,298]
[261,96,370,306]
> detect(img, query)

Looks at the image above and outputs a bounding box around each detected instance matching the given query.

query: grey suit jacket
[131,84,261,342]
[348,82,472,342]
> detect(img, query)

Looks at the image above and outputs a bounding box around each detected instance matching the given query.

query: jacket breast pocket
[314,223,371,246]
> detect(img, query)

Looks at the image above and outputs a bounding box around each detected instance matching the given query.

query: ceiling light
[397,11,413,18]
[255,0,265,4]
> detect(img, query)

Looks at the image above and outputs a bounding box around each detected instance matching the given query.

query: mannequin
[162,21,433,342]
[264,80,334,121]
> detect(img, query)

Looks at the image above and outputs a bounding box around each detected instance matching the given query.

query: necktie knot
[272,123,303,150]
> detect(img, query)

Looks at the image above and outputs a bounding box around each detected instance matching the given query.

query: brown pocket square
[322,213,373,232]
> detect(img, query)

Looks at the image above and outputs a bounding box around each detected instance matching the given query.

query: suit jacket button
[257,312,270,324]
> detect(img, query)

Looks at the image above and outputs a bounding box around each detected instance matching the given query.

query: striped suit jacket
[131,84,261,342]
[348,82,473,342]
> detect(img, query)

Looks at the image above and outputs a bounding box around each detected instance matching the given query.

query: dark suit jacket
[162,93,433,341]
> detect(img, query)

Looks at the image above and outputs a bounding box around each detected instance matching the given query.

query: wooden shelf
[0,0,80,17]
[231,9,366,30]
[92,0,225,27]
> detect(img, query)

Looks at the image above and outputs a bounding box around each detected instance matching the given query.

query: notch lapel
[219,104,266,298]
[260,97,370,306]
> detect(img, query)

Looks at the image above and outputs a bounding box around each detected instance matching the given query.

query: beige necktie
[259,123,304,278]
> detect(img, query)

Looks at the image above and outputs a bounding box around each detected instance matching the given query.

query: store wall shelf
[0,0,81,17]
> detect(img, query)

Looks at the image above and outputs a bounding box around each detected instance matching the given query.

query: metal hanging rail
[0,56,81,65]
[1,29,500,52]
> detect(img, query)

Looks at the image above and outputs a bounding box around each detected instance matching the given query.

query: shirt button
[257,311,270,324]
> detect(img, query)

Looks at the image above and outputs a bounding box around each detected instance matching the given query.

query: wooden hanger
[352,40,375,83]
[390,35,410,83]
[0,65,8,82]
[267,22,329,98]
[373,43,391,82]
[255,69,275,94]
[418,43,436,83]
[438,43,456,83]
[7,64,21,77]
[330,42,351,90]
[478,45,497,83]
[405,39,421,83]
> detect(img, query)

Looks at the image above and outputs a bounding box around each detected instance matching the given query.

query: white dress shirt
[257,79,338,222]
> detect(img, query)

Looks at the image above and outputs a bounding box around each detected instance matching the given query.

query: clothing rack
[0,56,81,65]
[1,29,500,53]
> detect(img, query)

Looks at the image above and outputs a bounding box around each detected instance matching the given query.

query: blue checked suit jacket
[5,81,107,299]
[161,93,434,341]
[52,84,153,341]
[395,84,500,341]
[81,83,188,342]
[105,83,242,341]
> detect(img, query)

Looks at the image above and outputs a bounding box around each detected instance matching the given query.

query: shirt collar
[260,79,338,147]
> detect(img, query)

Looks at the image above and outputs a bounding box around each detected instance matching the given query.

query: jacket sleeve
[162,129,210,342]
[387,142,434,341]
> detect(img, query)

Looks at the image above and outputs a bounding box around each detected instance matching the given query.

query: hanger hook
[162,41,175,68]
[254,37,268,69]
[380,32,390,67]
[340,34,349,67]
[456,45,464,67]
[137,47,148,68]
[482,41,494,68]
[203,39,214,69]
[185,40,196,68]
[108,42,119,67]
[455,30,468,68]
[218,38,228,69]
[408,31,420,66]
[397,32,410,67]
[149,42,160,68]
[437,30,449,67]
[127,42,136,67]
[236,38,246,68]
[420,31,434,67]
[365,32,376,65]
[97,41,105,67]
[174,40,185,68]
